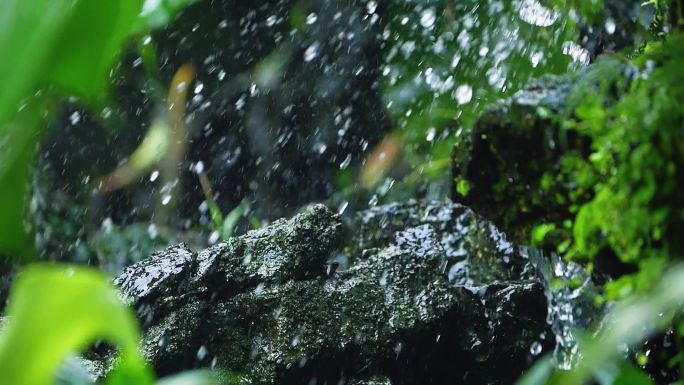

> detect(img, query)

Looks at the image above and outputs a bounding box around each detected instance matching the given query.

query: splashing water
[525,248,600,370]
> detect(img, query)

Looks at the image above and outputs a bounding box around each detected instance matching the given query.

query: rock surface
[113,202,557,384]
[451,74,584,244]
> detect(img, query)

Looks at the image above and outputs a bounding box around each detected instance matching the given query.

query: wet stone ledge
[111,202,556,385]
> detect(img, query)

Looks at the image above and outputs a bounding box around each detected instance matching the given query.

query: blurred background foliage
[0,0,683,383]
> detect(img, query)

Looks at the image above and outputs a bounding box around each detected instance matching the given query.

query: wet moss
[112,202,554,384]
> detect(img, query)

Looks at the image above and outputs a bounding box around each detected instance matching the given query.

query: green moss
[557,35,684,297]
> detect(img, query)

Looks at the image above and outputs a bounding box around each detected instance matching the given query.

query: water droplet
[530,341,542,356]
[518,0,559,27]
[306,13,318,25]
[194,83,204,94]
[176,81,188,93]
[451,54,461,68]
[530,52,543,68]
[339,154,352,169]
[426,127,436,142]
[69,111,81,125]
[101,217,113,233]
[420,8,436,28]
[209,231,220,244]
[101,107,112,119]
[366,1,377,14]
[304,42,320,62]
[161,195,172,205]
[605,18,616,34]
[368,194,379,207]
[454,84,473,105]
[197,345,208,360]
[150,170,159,182]
[338,201,349,215]
[193,161,205,174]
[147,224,158,240]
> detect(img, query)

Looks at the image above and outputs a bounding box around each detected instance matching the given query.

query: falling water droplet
[426,127,436,142]
[161,195,171,205]
[530,341,542,356]
[208,231,220,244]
[304,42,320,62]
[338,201,349,215]
[366,1,377,14]
[454,84,473,105]
[197,345,208,360]
[605,18,616,34]
[339,154,352,169]
[69,111,81,125]
[420,8,436,28]
[147,224,158,240]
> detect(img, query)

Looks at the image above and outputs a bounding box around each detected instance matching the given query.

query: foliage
[518,263,684,385]
[518,11,684,383]
[549,34,684,299]
[0,266,224,385]
[381,0,596,164]
[0,265,153,385]
[0,0,193,258]
[0,0,682,384]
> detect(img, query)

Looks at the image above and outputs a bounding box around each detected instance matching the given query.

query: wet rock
[448,60,645,246]
[114,202,557,384]
[451,74,584,244]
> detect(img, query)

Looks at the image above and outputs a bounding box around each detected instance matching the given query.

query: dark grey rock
[114,202,555,384]
[449,63,640,245]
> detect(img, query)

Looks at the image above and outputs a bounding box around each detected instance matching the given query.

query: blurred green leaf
[455,177,471,197]
[0,0,200,258]
[48,1,145,100]
[517,263,684,385]
[532,224,556,247]
[0,264,154,385]
[0,0,145,257]
[516,356,555,385]
[222,201,247,240]
[135,0,198,32]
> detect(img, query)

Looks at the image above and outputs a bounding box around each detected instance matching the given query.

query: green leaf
[222,201,247,240]
[519,263,684,385]
[0,264,154,385]
[0,0,200,258]
[135,0,199,32]
[515,356,555,385]
[612,362,654,385]
[531,224,556,247]
[49,0,145,100]
[0,96,50,257]
[0,0,143,258]
[455,177,471,197]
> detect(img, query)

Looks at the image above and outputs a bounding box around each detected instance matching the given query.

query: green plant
[0,0,193,258]
[0,265,153,385]
[0,265,221,385]
[556,34,684,299]
[517,263,684,385]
